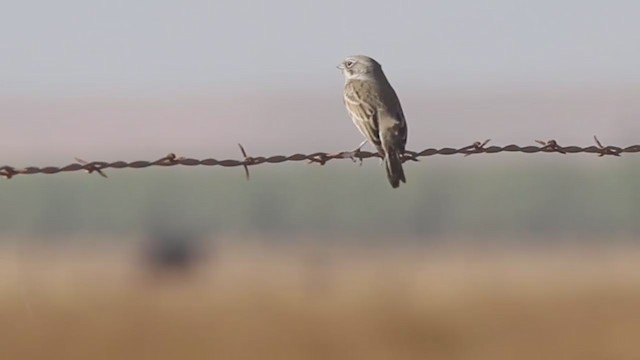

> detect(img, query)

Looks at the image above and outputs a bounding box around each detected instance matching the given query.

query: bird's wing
[391,106,407,153]
[343,82,381,147]
[379,89,408,153]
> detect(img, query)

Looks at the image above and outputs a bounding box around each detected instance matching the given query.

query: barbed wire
[1,136,637,180]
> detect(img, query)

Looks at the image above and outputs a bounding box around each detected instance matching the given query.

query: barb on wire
[2,136,638,180]
[462,139,491,157]
[593,136,622,157]
[238,143,251,180]
[535,139,566,154]
[74,157,108,178]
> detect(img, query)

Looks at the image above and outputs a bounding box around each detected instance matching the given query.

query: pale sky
[2,0,640,96]
[2,1,640,163]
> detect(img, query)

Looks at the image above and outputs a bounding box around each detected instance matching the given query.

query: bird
[337,55,408,188]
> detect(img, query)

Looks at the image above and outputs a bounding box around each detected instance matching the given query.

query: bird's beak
[336,63,344,70]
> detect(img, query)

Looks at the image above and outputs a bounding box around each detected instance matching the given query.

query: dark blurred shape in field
[139,225,211,281]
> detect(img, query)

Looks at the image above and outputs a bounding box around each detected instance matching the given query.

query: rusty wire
[1,136,637,180]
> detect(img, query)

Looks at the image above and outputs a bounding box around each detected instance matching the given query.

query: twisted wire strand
[1,136,636,180]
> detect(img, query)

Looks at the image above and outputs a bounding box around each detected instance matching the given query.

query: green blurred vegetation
[1,159,639,241]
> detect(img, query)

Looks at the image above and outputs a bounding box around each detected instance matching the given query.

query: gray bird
[337,55,407,188]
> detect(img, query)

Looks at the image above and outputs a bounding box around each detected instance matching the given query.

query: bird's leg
[354,139,368,152]
[346,139,368,165]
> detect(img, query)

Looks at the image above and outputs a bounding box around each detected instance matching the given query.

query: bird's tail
[383,150,406,188]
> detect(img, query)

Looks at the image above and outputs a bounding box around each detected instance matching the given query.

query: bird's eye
[345,60,355,68]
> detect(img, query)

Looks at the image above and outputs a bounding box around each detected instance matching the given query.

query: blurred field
[3,162,640,237]
[1,239,639,360]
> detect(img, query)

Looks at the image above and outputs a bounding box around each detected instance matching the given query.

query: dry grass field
[1,240,639,360]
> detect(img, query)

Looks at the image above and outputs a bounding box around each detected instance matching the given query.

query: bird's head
[337,55,382,80]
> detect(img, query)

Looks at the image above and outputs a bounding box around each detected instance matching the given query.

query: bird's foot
[344,140,368,165]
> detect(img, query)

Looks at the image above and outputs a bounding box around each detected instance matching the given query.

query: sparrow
[338,55,407,188]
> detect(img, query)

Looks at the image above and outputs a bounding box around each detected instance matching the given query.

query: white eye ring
[345,60,355,68]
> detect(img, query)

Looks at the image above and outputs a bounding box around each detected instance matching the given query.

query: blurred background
[2,1,640,359]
